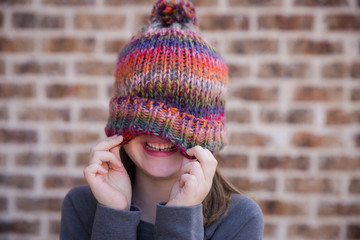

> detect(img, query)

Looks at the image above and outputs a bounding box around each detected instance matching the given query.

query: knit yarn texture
[105,0,228,158]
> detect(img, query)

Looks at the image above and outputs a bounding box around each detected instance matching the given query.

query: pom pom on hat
[150,0,197,27]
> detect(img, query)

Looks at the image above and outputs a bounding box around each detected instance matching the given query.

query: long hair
[119,147,240,226]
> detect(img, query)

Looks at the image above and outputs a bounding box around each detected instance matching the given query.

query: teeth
[146,142,176,151]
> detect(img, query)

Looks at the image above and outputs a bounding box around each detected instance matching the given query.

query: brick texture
[288,39,343,55]
[12,12,65,29]
[42,37,96,53]
[288,224,340,239]
[74,14,125,29]
[14,61,65,75]
[258,15,313,30]
[0,37,34,52]
[259,200,309,216]
[0,0,358,240]
[199,14,249,31]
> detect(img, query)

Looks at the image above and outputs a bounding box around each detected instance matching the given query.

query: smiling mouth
[145,142,177,152]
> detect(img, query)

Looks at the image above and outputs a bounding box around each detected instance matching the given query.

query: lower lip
[143,143,177,157]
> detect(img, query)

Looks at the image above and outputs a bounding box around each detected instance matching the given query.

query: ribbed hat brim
[105,96,226,158]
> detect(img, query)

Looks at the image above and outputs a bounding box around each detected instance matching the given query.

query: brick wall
[0,0,359,239]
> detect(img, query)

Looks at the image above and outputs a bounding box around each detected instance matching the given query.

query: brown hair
[120,147,240,226]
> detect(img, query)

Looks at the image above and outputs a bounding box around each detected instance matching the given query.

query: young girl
[60,0,264,239]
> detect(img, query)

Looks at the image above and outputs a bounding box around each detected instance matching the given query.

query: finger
[204,149,216,162]
[202,149,217,179]
[90,151,123,170]
[204,149,218,168]
[109,145,120,159]
[186,146,217,180]
[181,160,203,180]
[186,146,209,166]
[179,173,197,189]
[84,163,107,183]
[91,135,123,152]
[181,157,193,168]
[186,146,205,159]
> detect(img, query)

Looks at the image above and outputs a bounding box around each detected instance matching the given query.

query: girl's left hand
[166,146,218,207]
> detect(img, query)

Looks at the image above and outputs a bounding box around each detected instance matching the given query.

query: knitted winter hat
[105,0,228,158]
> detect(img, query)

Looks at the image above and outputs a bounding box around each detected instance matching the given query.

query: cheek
[123,144,139,163]
[173,153,185,164]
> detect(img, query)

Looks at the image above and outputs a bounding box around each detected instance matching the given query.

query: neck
[132,170,177,224]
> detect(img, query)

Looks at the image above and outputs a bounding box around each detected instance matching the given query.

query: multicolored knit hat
[105,0,228,158]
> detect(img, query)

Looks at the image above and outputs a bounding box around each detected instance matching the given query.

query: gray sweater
[60,185,264,240]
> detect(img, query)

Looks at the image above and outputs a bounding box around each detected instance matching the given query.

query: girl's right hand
[84,135,132,211]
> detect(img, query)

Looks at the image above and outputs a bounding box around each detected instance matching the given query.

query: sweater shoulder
[66,185,94,201]
[61,185,98,238]
[62,185,98,225]
[64,184,97,211]
[204,193,264,239]
[229,193,263,219]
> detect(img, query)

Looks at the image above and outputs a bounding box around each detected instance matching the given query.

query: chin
[140,159,181,180]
